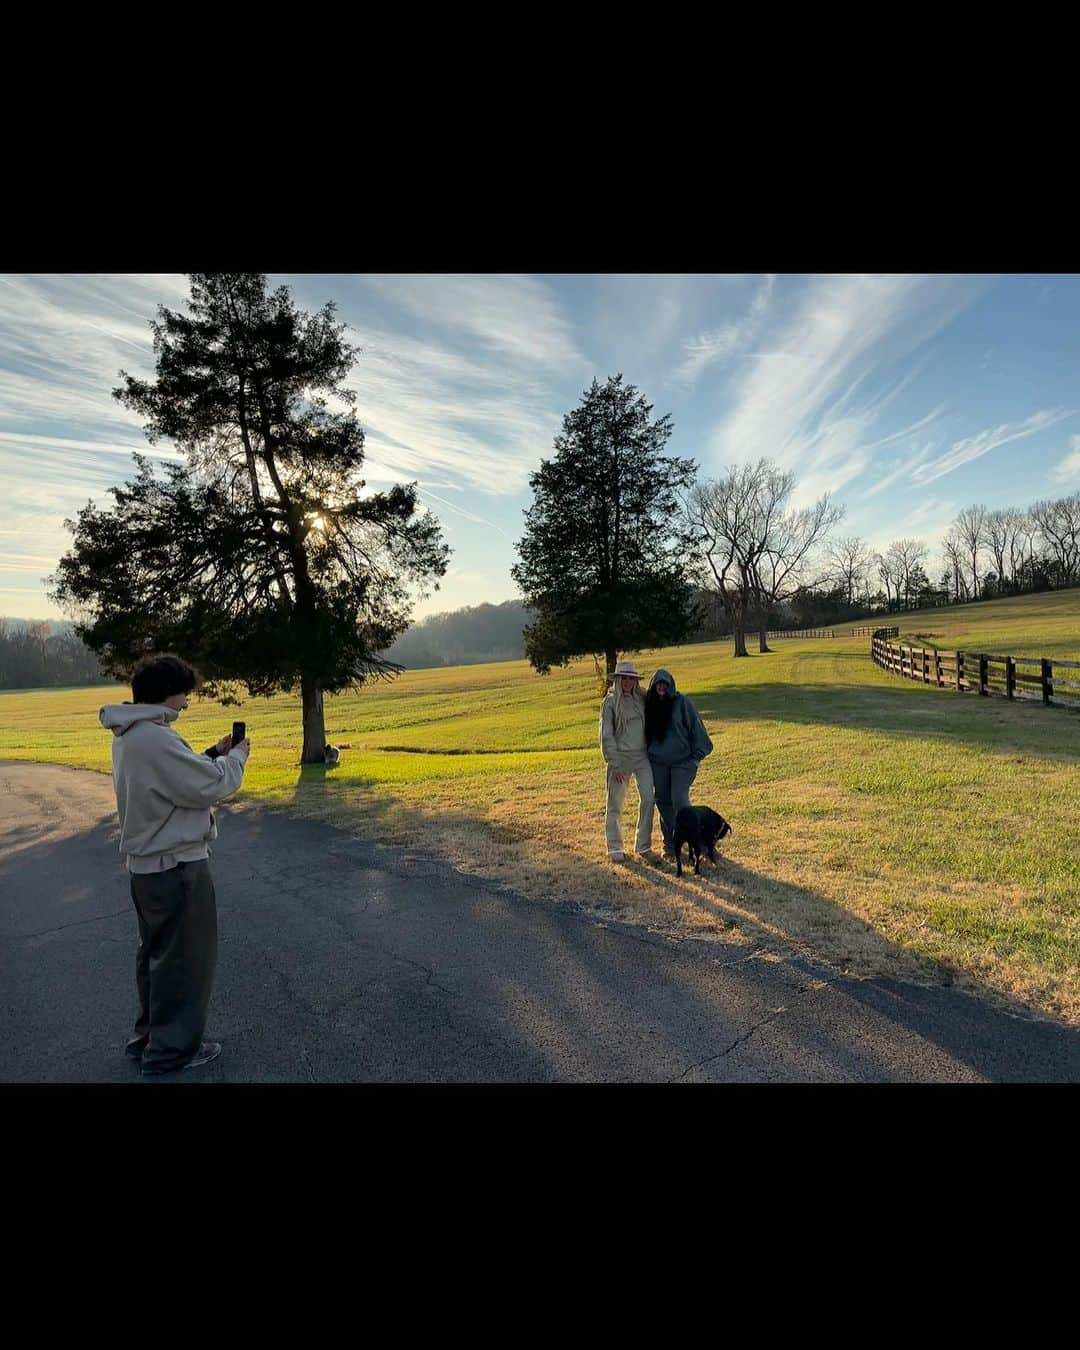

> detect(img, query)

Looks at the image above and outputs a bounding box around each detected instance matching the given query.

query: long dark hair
[645,686,674,745]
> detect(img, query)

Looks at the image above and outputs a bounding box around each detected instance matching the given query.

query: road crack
[6,908,130,942]
[668,977,840,1082]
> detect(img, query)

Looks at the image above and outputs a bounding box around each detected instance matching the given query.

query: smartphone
[231,721,246,747]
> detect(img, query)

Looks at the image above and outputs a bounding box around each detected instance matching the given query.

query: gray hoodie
[99,703,249,873]
[645,668,713,766]
[599,684,649,771]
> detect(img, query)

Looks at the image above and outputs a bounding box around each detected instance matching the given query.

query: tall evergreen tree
[511,375,698,678]
[49,273,449,762]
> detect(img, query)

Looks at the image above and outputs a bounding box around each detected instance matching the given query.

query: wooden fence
[852,625,899,637]
[764,628,836,640]
[871,635,1080,711]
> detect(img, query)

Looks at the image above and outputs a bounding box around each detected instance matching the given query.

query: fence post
[979,654,988,696]
[956,651,964,691]
[1042,658,1053,705]
[935,650,942,686]
[1006,656,1016,700]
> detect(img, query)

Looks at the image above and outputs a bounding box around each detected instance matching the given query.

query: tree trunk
[732,623,749,657]
[300,673,326,764]
[605,648,617,678]
[758,617,771,653]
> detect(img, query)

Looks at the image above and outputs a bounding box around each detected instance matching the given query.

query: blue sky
[2,272,1079,622]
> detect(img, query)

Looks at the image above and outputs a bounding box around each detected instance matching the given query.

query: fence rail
[871,635,1080,711]
[764,628,836,640]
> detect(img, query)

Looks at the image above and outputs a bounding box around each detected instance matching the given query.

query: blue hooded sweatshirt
[645,667,713,766]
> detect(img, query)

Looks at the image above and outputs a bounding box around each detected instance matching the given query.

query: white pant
[605,761,655,855]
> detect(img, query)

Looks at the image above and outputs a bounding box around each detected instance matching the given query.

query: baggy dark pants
[129,860,218,1071]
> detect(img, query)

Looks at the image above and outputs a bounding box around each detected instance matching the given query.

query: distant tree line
[0,619,115,689]
[937,495,1080,603]
[382,600,534,668]
[801,490,1080,620]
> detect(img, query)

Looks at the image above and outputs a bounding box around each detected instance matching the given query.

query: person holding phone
[99,653,251,1075]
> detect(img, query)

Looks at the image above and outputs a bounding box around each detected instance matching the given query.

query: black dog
[672,806,732,877]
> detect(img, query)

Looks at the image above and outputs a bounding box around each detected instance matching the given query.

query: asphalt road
[3,760,1079,1083]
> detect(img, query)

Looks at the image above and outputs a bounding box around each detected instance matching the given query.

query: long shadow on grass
[252,764,1080,1083]
[691,679,1080,760]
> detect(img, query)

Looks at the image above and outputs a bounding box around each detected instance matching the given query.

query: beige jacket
[100,703,249,873]
[599,692,649,771]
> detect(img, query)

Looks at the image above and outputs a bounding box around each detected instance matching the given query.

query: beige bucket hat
[612,660,642,679]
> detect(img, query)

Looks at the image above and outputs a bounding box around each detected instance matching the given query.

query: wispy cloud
[910,409,1071,486]
[338,321,565,495]
[414,486,513,540]
[708,274,988,506]
[0,275,577,512]
[895,495,955,533]
[355,274,585,370]
[862,440,938,500]
[0,430,172,456]
[673,274,775,386]
[1052,434,1080,484]
[0,273,167,432]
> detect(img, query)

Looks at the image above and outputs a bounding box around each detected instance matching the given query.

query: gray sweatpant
[650,759,699,853]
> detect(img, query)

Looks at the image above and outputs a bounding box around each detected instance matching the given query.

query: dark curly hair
[131,653,200,704]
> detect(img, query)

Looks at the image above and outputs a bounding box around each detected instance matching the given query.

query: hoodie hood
[100,703,179,737]
[647,668,678,697]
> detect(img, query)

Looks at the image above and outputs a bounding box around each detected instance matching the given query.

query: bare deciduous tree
[1012,509,1038,586]
[826,535,874,606]
[942,527,969,601]
[1031,493,1080,586]
[954,504,988,600]
[750,487,844,649]
[683,463,763,658]
[875,550,901,610]
[882,538,930,609]
[985,507,1023,594]
[684,459,842,656]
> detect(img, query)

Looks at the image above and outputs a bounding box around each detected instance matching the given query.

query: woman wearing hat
[599,660,661,863]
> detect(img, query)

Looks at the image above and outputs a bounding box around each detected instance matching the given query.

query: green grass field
[3,588,1079,1024]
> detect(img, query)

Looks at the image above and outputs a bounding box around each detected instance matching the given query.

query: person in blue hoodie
[644,668,713,861]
